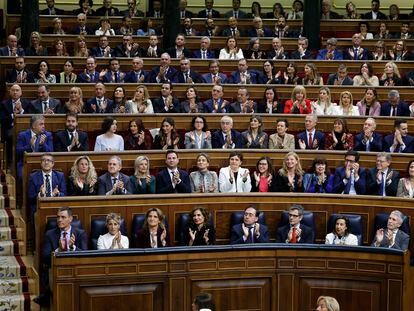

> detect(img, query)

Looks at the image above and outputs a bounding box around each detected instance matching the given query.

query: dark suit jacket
[71,25,94,35]
[28,170,66,213]
[121,8,144,17]
[360,11,387,20]
[333,167,366,194]
[40,7,65,15]
[113,44,145,58]
[165,47,192,59]
[94,6,120,16]
[77,71,100,83]
[290,49,314,60]
[136,227,171,248]
[192,49,215,59]
[230,223,269,244]
[229,70,258,84]
[147,66,178,83]
[90,46,115,58]
[155,168,191,194]
[343,47,369,60]
[383,134,414,153]
[267,50,288,60]
[295,131,325,150]
[172,70,203,83]
[321,11,343,19]
[0,99,30,139]
[275,224,314,243]
[326,73,353,85]
[380,101,410,117]
[180,10,194,18]
[224,10,247,18]
[124,70,148,83]
[83,97,114,113]
[145,46,164,58]
[211,129,243,149]
[43,227,87,267]
[202,98,230,113]
[221,27,245,37]
[354,132,383,152]
[98,172,131,195]
[246,27,273,37]
[371,229,409,250]
[152,97,180,113]
[229,101,258,113]
[366,168,399,196]
[28,98,60,114]
[197,9,220,18]
[201,73,228,84]
[54,130,89,152]
[101,70,126,83]
[316,48,343,60]
[6,69,35,83]
[0,46,25,56]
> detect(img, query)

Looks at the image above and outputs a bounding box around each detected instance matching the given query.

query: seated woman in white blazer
[219,152,251,193]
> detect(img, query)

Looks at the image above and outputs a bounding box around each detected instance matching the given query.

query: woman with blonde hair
[67,155,98,196]
[283,85,311,114]
[379,62,402,86]
[274,151,303,192]
[311,86,335,115]
[332,91,359,116]
[125,85,154,114]
[128,155,155,194]
[97,213,129,249]
[74,35,90,57]
[316,296,340,311]
[57,87,83,114]
[25,31,48,56]
[302,63,323,86]
[136,208,171,248]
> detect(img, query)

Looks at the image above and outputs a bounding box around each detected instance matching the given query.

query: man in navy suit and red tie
[156,150,191,194]
[296,114,325,150]
[333,150,367,195]
[275,205,314,244]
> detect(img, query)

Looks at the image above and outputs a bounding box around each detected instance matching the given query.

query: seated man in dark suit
[296,114,325,150]
[147,0,163,18]
[197,0,220,18]
[267,37,288,60]
[380,89,410,117]
[211,115,243,149]
[147,53,178,83]
[181,17,198,36]
[152,82,180,113]
[90,35,114,58]
[16,115,53,179]
[173,58,203,83]
[229,87,257,113]
[333,150,366,195]
[203,85,230,113]
[290,37,314,60]
[0,35,25,56]
[98,156,131,195]
[275,205,314,244]
[224,0,247,18]
[40,0,65,15]
[229,59,258,84]
[366,153,399,197]
[383,119,414,153]
[371,210,409,250]
[179,0,194,18]
[145,35,164,58]
[6,57,35,83]
[77,57,101,83]
[343,33,369,60]
[326,64,353,85]
[193,37,215,59]
[29,85,60,114]
[121,0,144,17]
[320,0,343,19]
[273,16,297,38]
[124,57,148,83]
[247,17,273,37]
[165,34,192,59]
[84,82,114,113]
[202,60,228,84]
[156,150,191,194]
[54,113,89,152]
[221,16,244,37]
[71,13,94,35]
[200,18,220,37]
[360,0,387,20]
[101,58,126,83]
[354,118,383,152]
[230,206,269,244]
[114,35,145,58]
[94,0,120,16]
[38,206,87,306]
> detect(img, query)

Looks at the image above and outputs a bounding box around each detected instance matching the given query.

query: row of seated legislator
[27,149,414,218]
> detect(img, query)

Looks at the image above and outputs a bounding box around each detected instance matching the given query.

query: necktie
[62,232,68,251]
[232,29,235,37]
[308,132,313,148]
[34,134,40,152]
[112,177,118,186]
[354,48,358,60]
[381,172,386,196]
[291,227,297,243]
[45,174,52,197]
[234,11,238,19]
[185,73,189,82]
[207,10,211,16]
[181,11,185,18]
[69,132,74,142]
[247,227,254,243]
[43,101,48,113]
[115,72,119,82]
[202,51,206,59]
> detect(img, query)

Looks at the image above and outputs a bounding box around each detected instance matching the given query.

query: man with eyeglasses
[230,206,269,244]
[371,210,409,250]
[121,0,144,17]
[366,153,399,197]
[275,205,314,244]
[333,150,367,195]
[316,38,343,60]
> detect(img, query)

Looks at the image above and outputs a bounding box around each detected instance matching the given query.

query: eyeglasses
[41,158,54,163]
[288,213,300,218]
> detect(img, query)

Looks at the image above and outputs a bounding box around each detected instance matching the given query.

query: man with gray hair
[321,0,343,19]
[367,152,399,196]
[290,37,314,59]
[276,205,314,244]
[371,210,409,250]
[354,117,383,152]
[317,38,343,60]
[71,13,94,35]
[193,36,215,59]
[98,156,131,195]
[380,89,410,117]
[296,114,325,150]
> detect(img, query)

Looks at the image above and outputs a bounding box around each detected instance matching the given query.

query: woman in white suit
[219,152,251,193]
[184,116,212,149]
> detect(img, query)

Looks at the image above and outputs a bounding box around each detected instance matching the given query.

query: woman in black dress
[183,207,215,246]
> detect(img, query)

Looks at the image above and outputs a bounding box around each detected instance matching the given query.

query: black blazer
[136,227,171,248]
[6,69,35,83]
[197,9,220,18]
[155,168,191,194]
[54,130,89,152]
[183,224,215,246]
[67,176,97,196]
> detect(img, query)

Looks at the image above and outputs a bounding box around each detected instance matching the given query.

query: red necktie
[63,232,68,251]
[308,132,313,148]
[291,227,297,243]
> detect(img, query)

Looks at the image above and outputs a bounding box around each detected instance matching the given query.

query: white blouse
[219,48,244,60]
[331,105,360,116]
[97,232,129,249]
[94,134,124,151]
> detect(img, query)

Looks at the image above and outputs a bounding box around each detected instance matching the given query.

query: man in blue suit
[71,13,94,35]
[28,85,60,114]
[152,82,181,113]
[212,116,243,149]
[230,206,269,244]
[156,150,191,194]
[371,210,409,251]
[333,150,366,195]
[229,87,257,113]
[290,37,314,59]
[197,0,220,18]
[383,119,414,153]
[203,85,230,113]
[147,53,178,83]
[354,118,383,152]
[316,37,343,60]
[28,153,66,215]
[124,57,148,83]
[0,35,25,56]
[84,82,114,113]
[202,60,228,84]
[343,33,369,60]
[192,37,215,59]
[246,17,273,38]
[275,205,314,244]
[101,58,126,83]
[77,57,101,83]
[366,153,399,197]
[16,115,53,179]
[380,90,410,117]
[326,64,353,85]
[229,59,258,84]
[90,35,114,58]
[172,58,203,83]
[296,115,325,150]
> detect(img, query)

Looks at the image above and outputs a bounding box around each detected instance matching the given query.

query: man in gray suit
[98,156,131,195]
[371,210,409,251]
[29,85,60,114]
